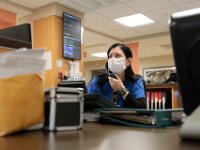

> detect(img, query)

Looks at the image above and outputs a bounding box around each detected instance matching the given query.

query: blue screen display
[63,12,81,60]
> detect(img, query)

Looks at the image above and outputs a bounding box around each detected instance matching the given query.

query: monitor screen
[170,9,200,116]
[0,23,32,48]
[63,12,81,60]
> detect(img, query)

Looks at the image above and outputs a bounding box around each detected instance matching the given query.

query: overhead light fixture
[91,52,107,58]
[115,13,154,27]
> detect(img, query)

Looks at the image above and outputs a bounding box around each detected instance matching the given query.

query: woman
[87,43,146,108]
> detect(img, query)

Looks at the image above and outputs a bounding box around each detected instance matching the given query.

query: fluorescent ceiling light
[115,13,154,27]
[172,8,200,18]
[91,52,107,58]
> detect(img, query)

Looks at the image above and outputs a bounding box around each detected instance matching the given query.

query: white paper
[43,51,52,70]
[69,61,80,77]
[0,49,46,78]
[56,60,62,68]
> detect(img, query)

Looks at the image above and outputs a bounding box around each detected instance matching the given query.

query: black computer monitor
[0,23,32,48]
[62,12,81,60]
[170,9,200,116]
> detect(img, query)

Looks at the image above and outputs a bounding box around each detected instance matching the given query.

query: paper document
[0,48,46,78]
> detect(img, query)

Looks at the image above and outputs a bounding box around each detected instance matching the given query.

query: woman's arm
[124,94,146,108]
[123,76,146,108]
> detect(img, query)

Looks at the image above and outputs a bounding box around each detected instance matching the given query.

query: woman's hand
[108,74,124,92]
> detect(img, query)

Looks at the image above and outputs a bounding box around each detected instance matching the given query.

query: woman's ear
[126,58,132,66]
[105,62,109,72]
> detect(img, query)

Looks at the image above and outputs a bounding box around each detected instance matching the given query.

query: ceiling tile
[144,6,179,22]
[168,0,197,5]
[95,3,137,19]
[58,0,90,13]
[84,12,109,26]
[88,21,124,32]
[108,28,143,39]
[158,20,170,28]
[134,23,167,35]
[69,0,104,10]
[176,1,200,10]
[9,0,57,9]
[125,0,172,12]
[84,30,118,46]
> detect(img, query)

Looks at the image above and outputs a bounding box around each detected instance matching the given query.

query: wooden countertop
[0,122,199,150]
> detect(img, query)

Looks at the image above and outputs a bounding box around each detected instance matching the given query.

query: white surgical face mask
[108,58,126,74]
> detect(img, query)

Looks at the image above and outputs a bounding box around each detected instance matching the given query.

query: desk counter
[0,122,199,150]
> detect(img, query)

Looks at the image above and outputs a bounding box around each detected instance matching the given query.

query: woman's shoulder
[90,75,101,83]
[127,74,143,82]
[126,74,145,87]
[89,73,108,83]
[132,74,143,80]
[87,74,108,91]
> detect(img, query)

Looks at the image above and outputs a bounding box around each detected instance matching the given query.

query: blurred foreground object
[0,49,46,136]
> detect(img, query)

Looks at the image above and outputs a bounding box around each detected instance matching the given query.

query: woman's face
[108,46,131,66]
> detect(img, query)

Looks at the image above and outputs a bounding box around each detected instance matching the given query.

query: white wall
[84,59,106,84]
[139,54,175,76]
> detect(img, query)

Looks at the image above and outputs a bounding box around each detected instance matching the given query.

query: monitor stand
[180,105,200,140]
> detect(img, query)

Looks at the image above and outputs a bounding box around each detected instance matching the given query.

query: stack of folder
[98,108,183,128]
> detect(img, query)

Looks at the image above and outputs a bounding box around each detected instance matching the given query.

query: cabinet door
[172,86,182,108]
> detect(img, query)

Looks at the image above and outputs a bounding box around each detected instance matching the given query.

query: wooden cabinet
[146,83,182,109]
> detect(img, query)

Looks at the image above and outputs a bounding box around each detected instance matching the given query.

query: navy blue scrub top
[87,76,145,107]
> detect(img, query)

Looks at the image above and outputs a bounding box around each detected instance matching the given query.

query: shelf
[146,83,182,109]
[146,83,178,89]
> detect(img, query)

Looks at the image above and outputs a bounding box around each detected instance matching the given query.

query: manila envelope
[0,74,44,136]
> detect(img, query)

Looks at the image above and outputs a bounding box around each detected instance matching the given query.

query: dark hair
[97,43,136,87]
[107,43,132,59]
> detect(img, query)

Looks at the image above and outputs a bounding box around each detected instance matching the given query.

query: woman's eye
[109,53,122,58]
[115,54,121,58]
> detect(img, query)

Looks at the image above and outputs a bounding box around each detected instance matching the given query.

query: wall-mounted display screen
[63,12,81,60]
